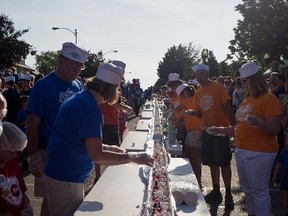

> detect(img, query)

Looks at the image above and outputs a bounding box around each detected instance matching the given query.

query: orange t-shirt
[170,95,182,120]
[195,81,230,127]
[181,97,202,131]
[235,92,282,153]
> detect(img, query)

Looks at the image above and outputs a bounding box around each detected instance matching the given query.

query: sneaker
[225,194,234,210]
[205,190,223,203]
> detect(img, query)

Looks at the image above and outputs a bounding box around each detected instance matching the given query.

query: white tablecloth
[75,164,146,216]
[75,158,209,216]
[120,131,148,152]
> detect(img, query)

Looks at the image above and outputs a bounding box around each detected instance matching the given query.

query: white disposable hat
[176,83,188,95]
[61,42,89,64]
[0,122,27,152]
[239,62,260,78]
[4,76,15,83]
[188,79,199,86]
[111,60,126,70]
[96,63,125,85]
[166,87,173,92]
[192,64,209,73]
[168,73,180,81]
[19,73,32,81]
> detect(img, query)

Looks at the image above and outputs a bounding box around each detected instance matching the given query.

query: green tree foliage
[218,61,229,76]
[219,60,243,79]
[155,43,199,91]
[228,0,288,63]
[0,14,31,69]
[35,51,60,75]
[205,50,219,79]
[80,53,100,78]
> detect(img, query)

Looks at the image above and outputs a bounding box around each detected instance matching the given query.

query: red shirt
[99,103,119,125]
[0,160,27,215]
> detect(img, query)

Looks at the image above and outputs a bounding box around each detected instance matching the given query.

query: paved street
[24,115,285,216]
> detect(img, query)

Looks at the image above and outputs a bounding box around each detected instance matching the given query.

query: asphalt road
[23,115,285,216]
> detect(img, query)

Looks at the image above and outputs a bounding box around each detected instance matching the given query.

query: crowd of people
[160,62,288,216]
[0,41,287,216]
[0,42,154,216]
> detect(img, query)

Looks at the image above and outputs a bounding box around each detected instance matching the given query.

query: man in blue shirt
[26,42,89,216]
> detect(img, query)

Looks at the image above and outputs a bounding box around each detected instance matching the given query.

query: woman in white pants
[209,61,282,216]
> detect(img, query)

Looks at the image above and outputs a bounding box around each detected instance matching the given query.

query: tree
[0,14,32,69]
[155,43,199,91]
[80,53,100,78]
[218,61,229,76]
[228,0,288,68]
[205,50,219,78]
[219,60,244,79]
[35,51,60,75]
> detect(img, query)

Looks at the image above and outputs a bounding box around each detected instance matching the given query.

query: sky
[1,0,242,89]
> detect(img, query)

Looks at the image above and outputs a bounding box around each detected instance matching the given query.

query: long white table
[75,164,146,216]
[140,110,154,119]
[135,119,152,132]
[120,131,148,152]
[75,158,209,216]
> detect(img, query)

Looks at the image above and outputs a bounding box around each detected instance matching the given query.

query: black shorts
[201,131,232,167]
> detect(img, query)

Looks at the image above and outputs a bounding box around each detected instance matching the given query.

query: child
[0,93,33,216]
[0,122,33,216]
[15,95,29,133]
[272,145,288,216]
[15,95,29,171]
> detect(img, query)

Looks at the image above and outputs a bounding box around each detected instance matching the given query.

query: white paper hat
[4,76,15,83]
[168,73,180,81]
[166,87,173,92]
[61,42,89,64]
[111,60,126,70]
[192,64,209,73]
[239,62,260,78]
[96,63,125,85]
[19,73,32,81]
[188,79,199,86]
[176,83,188,95]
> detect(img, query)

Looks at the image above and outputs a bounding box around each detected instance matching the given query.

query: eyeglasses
[62,55,85,70]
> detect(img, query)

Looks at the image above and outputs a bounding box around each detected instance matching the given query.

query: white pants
[235,148,276,216]
[44,174,84,216]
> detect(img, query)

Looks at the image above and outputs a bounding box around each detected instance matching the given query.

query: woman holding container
[209,61,282,216]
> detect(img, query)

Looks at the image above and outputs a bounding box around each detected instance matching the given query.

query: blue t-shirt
[27,72,85,148]
[44,90,103,183]
[131,87,143,99]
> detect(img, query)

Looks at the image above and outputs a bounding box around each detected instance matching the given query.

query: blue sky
[2,0,242,89]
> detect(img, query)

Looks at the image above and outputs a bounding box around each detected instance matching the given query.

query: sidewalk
[23,115,285,216]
